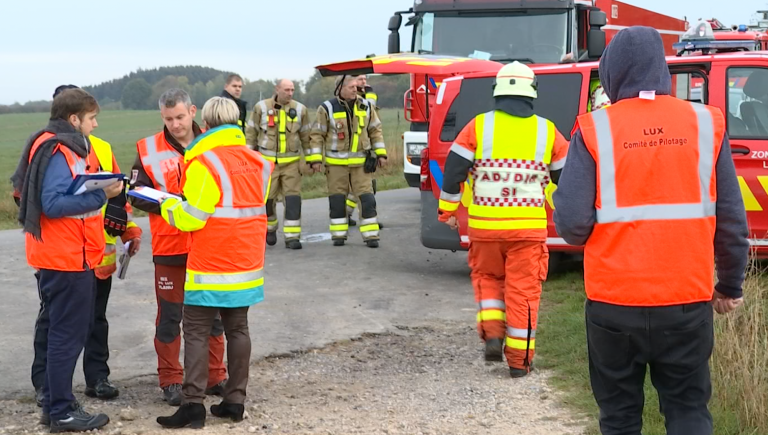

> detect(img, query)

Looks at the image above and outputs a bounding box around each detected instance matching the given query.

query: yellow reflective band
[346,199,358,208]
[374,148,387,156]
[439,199,460,212]
[279,110,287,154]
[326,157,366,166]
[468,205,546,219]
[468,218,547,230]
[277,156,300,164]
[506,336,535,350]
[186,270,264,292]
[330,224,349,231]
[99,252,117,267]
[283,227,301,233]
[359,224,379,233]
[305,154,323,163]
[333,112,346,119]
[477,310,506,322]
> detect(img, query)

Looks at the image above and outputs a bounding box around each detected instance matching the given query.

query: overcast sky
[0,0,760,104]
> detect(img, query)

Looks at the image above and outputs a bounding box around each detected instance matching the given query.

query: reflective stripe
[314,123,328,133]
[440,191,462,202]
[68,210,102,219]
[550,157,566,171]
[592,103,716,224]
[309,147,322,155]
[279,109,287,154]
[258,101,269,148]
[360,218,378,227]
[189,269,264,285]
[507,327,535,338]
[295,103,303,121]
[506,336,535,350]
[468,218,547,230]
[258,148,277,157]
[258,147,299,159]
[212,206,266,218]
[479,299,505,310]
[141,135,179,191]
[323,101,339,151]
[482,112,494,160]
[372,142,386,150]
[203,151,233,207]
[183,203,212,221]
[450,142,475,162]
[477,311,506,322]
[331,218,348,225]
[535,116,548,162]
[284,219,301,227]
[438,199,459,212]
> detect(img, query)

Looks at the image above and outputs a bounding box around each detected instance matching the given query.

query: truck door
[712,61,768,253]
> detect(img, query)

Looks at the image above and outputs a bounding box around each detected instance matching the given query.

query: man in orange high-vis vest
[130,88,227,407]
[438,61,568,378]
[19,89,124,432]
[553,27,749,435]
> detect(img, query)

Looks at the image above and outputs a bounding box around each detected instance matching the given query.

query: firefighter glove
[104,199,128,237]
[364,151,378,174]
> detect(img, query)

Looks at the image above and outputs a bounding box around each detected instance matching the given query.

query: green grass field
[0,108,410,228]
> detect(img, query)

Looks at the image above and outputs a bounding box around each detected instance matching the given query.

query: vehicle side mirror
[389,32,401,54]
[588,29,606,59]
[388,14,403,31]
[589,10,607,28]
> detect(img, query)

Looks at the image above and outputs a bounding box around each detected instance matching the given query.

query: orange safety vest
[577,96,724,306]
[25,135,105,271]
[182,140,272,307]
[137,132,191,257]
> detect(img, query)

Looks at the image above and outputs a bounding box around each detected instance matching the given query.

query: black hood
[598,26,671,103]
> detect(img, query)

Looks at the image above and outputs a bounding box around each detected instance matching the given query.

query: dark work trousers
[38,269,96,420]
[585,299,714,435]
[32,275,112,390]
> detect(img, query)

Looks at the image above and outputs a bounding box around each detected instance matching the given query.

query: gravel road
[0,322,585,435]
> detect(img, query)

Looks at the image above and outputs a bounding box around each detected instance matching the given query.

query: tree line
[0,66,410,115]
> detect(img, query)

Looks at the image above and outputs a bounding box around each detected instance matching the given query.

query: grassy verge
[538,265,768,435]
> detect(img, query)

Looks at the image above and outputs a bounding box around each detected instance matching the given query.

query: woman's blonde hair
[201,96,240,129]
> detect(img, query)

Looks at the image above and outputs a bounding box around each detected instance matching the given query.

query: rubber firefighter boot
[266,232,277,246]
[510,363,535,378]
[157,403,206,429]
[333,239,345,247]
[365,240,379,248]
[484,338,504,362]
[286,240,302,250]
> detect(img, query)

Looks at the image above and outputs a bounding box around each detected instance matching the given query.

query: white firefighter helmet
[591,84,611,110]
[493,61,538,99]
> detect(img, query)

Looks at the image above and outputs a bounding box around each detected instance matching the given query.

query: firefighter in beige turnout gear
[246,79,321,249]
[310,75,387,248]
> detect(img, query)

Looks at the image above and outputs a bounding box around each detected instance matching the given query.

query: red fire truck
[317,48,768,266]
[386,0,689,188]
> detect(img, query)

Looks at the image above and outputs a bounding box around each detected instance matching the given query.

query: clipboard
[117,241,131,280]
[127,187,181,204]
[66,172,125,196]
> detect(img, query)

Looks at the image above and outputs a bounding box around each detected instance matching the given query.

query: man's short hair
[158,88,192,110]
[50,89,99,121]
[226,74,243,85]
[201,96,240,129]
[53,84,78,99]
[335,75,356,88]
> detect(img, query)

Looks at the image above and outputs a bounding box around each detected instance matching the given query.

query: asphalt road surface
[0,188,476,397]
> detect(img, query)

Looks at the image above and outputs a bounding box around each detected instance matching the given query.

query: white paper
[469,50,492,60]
[117,241,131,280]
[128,187,181,203]
[75,177,120,195]
[639,90,656,100]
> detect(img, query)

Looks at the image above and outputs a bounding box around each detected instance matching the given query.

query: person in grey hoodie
[552,26,749,435]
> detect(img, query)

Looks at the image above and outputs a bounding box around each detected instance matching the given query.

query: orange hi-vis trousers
[469,239,549,370]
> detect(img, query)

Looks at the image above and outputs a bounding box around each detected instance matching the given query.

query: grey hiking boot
[49,405,109,433]
[162,383,182,406]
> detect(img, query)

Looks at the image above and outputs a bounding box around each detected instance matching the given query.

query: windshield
[439,74,583,144]
[414,11,570,64]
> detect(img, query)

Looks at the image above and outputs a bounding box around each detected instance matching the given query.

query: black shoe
[285,239,302,250]
[333,239,345,247]
[204,380,226,396]
[210,401,244,422]
[162,384,182,406]
[35,387,44,408]
[348,216,357,227]
[510,366,532,378]
[50,406,109,433]
[365,240,379,248]
[157,403,206,429]
[484,338,504,362]
[85,378,119,400]
[378,222,384,229]
[266,232,277,246]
